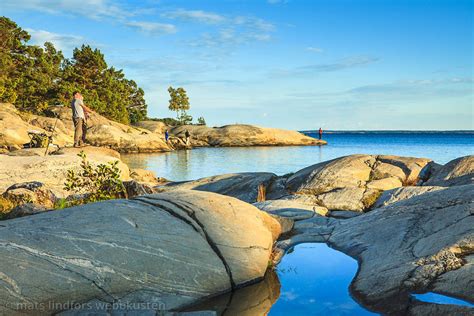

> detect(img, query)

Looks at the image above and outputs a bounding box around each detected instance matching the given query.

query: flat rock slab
[253,199,329,220]
[0,190,280,315]
[160,173,277,203]
[0,147,130,197]
[374,186,445,208]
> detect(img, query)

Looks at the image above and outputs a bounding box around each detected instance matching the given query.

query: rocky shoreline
[0,144,472,315]
[0,103,325,154]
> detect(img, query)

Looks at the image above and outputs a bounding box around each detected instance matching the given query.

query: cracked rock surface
[0,190,280,315]
[276,184,474,315]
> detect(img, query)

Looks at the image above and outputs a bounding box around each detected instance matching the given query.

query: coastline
[0,143,472,314]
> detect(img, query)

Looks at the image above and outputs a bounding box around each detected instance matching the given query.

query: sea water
[122,131,474,181]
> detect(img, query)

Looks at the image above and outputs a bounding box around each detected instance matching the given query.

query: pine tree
[168,86,191,125]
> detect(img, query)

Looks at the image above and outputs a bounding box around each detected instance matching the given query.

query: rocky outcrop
[1,104,325,153]
[0,181,56,218]
[276,184,474,315]
[423,155,474,187]
[0,103,171,153]
[285,154,431,212]
[133,120,167,134]
[0,147,130,197]
[130,168,165,185]
[0,190,281,315]
[170,124,326,147]
[52,106,171,153]
[159,173,277,203]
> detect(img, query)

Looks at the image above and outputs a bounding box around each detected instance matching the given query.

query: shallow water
[186,243,376,315]
[122,132,474,181]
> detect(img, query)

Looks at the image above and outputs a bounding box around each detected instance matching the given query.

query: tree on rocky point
[168,86,191,125]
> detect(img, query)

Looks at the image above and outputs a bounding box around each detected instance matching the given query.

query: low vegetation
[63,152,126,207]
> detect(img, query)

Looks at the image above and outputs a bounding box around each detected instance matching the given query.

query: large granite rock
[0,103,59,149]
[0,147,130,197]
[0,103,171,153]
[0,190,280,315]
[52,107,171,153]
[285,154,431,212]
[423,155,474,187]
[276,184,474,315]
[160,173,277,203]
[374,186,445,208]
[170,124,326,147]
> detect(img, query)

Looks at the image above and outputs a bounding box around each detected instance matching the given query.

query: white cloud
[307,47,323,53]
[271,56,380,78]
[25,28,84,52]
[161,9,225,24]
[3,0,130,20]
[126,21,177,35]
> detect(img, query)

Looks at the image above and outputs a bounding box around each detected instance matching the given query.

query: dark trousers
[73,117,87,145]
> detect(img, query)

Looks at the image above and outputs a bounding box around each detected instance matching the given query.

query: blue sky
[1,0,473,130]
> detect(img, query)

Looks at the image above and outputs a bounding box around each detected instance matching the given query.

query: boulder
[374,186,445,208]
[0,190,280,315]
[0,147,130,197]
[123,180,155,198]
[418,161,443,183]
[130,168,161,185]
[0,103,54,148]
[160,173,277,203]
[316,187,382,212]
[170,124,326,147]
[423,155,474,187]
[3,181,56,208]
[375,155,432,185]
[286,155,376,194]
[285,154,431,212]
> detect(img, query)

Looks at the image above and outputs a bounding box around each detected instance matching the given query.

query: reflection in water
[122,133,474,182]
[186,269,281,315]
[185,244,375,316]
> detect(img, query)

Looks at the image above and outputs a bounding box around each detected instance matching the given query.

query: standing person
[318,127,323,140]
[184,129,191,145]
[71,91,93,147]
[165,129,169,142]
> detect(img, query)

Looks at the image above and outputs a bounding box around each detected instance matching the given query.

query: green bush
[63,151,126,206]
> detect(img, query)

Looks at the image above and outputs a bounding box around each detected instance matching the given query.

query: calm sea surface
[122,131,474,182]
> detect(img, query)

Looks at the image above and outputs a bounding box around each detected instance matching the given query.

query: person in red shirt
[318,127,323,140]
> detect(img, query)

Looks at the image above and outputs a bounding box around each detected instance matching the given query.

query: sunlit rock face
[0,190,280,315]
